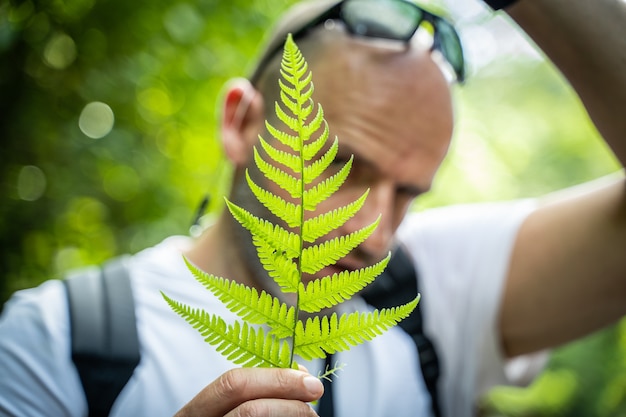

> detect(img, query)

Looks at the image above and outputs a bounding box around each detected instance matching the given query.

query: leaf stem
[290,36,306,368]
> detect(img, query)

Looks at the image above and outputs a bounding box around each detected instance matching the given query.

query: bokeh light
[43,32,76,69]
[17,165,47,201]
[79,101,115,139]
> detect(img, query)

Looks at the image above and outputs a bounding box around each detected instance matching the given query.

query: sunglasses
[249,0,466,85]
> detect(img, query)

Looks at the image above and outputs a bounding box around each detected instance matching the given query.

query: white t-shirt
[0,199,546,417]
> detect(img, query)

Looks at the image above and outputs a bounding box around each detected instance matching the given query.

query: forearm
[506,0,626,165]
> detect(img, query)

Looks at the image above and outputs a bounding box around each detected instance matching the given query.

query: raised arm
[507,0,626,159]
[497,0,626,357]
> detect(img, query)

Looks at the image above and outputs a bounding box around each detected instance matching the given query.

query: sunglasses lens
[342,0,423,41]
[433,19,465,81]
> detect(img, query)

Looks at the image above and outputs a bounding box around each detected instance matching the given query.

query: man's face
[298,34,454,281]
[238,31,454,290]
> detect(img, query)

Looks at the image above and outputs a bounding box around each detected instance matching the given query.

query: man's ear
[221,78,265,167]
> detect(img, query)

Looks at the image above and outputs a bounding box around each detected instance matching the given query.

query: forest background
[1,0,624,415]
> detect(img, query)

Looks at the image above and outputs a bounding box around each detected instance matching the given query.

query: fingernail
[303,375,323,395]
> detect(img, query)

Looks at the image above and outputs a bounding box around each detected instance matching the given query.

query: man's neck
[183,211,258,289]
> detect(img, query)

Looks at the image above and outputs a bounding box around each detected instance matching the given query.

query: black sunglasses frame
[249,0,465,85]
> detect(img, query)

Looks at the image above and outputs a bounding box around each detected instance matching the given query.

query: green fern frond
[253,147,301,198]
[246,171,301,228]
[301,217,381,274]
[278,79,298,101]
[162,292,291,368]
[280,48,309,85]
[318,360,345,382]
[222,321,292,368]
[302,110,327,158]
[302,102,325,143]
[302,190,369,243]
[275,101,300,132]
[165,34,419,374]
[226,200,300,258]
[303,156,353,209]
[279,87,299,114]
[259,136,301,174]
[185,259,295,338]
[293,297,420,361]
[280,90,313,120]
[265,121,300,152]
[303,137,338,182]
[298,253,391,313]
[279,64,309,89]
[254,237,299,292]
[291,74,314,104]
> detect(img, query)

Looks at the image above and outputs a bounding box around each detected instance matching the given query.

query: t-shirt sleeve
[396,199,548,417]
[0,280,87,417]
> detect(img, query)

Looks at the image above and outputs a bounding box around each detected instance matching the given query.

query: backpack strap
[361,249,442,417]
[63,256,141,417]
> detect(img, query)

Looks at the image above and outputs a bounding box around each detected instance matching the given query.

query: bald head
[255,26,454,135]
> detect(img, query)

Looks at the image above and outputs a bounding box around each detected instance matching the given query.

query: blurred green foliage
[0,0,299,299]
[0,0,624,415]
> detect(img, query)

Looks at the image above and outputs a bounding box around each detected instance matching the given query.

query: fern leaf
[301,216,381,274]
[302,190,369,243]
[226,321,292,368]
[300,101,314,121]
[298,253,391,313]
[302,118,329,161]
[185,258,295,338]
[302,102,325,143]
[278,78,298,102]
[299,79,314,104]
[279,89,299,116]
[259,136,301,174]
[303,137,338,184]
[162,293,291,368]
[166,34,423,373]
[226,200,300,258]
[275,101,299,132]
[280,90,313,121]
[303,156,353,210]
[296,70,313,96]
[280,65,308,89]
[246,171,301,228]
[253,147,301,198]
[254,236,299,292]
[265,120,300,152]
[280,48,308,85]
[293,296,420,361]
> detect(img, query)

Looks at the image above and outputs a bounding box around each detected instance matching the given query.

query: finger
[175,367,324,417]
[224,399,320,417]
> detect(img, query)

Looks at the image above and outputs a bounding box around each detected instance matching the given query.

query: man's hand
[175,367,324,417]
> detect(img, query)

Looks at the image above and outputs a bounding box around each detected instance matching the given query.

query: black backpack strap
[63,256,141,417]
[361,249,442,417]
[317,354,335,417]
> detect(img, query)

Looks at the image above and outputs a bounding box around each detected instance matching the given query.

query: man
[1,0,625,416]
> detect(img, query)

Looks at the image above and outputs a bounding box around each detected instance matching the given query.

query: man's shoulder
[1,279,69,332]
[397,199,537,251]
[127,235,212,305]
[400,199,536,230]
[0,279,85,416]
